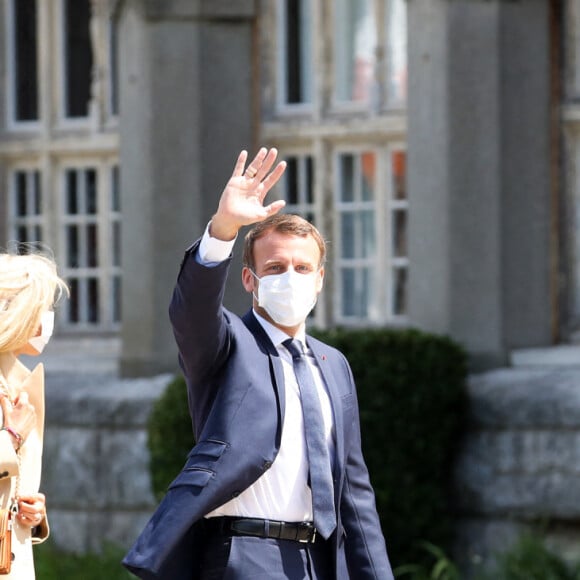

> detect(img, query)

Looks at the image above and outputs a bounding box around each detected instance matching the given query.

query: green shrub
[148,374,196,500]
[34,541,132,579]
[394,541,461,580]
[310,328,467,568]
[147,327,467,569]
[491,533,580,580]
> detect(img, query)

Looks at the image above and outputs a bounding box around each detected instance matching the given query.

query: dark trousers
[200,529,334,580]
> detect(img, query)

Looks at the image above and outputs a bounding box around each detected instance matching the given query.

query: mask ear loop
[249,270,261,304]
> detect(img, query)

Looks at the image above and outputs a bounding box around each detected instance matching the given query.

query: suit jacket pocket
[168,439,228,490]
[169,467,214,489]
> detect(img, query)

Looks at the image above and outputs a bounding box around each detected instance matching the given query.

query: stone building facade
[1,0,580,573]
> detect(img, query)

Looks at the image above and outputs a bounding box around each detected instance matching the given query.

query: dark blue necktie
[283,339,337,539]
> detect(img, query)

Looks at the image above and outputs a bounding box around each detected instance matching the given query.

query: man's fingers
[253,148,278,182]
[232,150,249,177]
[260,161,287,197]
[264,200,286,216]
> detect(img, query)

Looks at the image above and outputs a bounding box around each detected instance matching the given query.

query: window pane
[88,278,99,323]
[111,166,121,212]
[64,0,92,117]
[285,158,299,204]
[86,169,97,214]
[112,276,121,323]
[109,19,119,115]
[67,226,79,267]
[393,210,407,257]
[361,152,375,201]
[33,172,42,214]
[335,0,375,103]
[68,278,79,323]
[66,170,78,214]
[386,0,407,104]
[284,0,312,104]
[305,157,314,204]
[13,0,38,121]
[339,155,355,202]
[393,267,407,315]
[17,226,28,244]
[16,172,27,216]
[341,213,355,259]
[87,224,98,267]
[392,151,406,200]
[112,222,121,267]
[341,268,369,317]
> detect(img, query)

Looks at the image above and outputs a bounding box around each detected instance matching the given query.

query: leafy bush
[147,327,467,569]
[394,541,461,580]
[148,374,196,500]
[393,533,580,580]
[310,328,467,568]
[491,533,580,580]
[34,541,132,579]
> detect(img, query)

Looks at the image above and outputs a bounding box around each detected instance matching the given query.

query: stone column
[407,0,552,369]
[117,0,256,376]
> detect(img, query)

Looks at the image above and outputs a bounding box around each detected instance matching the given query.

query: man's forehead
[253,231,321,260]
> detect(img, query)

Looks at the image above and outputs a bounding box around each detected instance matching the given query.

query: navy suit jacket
[123,242,394,579]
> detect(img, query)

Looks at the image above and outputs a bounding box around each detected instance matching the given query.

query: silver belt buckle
[298,522,316,543]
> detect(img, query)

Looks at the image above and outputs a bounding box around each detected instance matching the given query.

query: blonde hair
[0,253,69,353]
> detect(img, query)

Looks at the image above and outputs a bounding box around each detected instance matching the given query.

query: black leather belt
[205,516,318,544]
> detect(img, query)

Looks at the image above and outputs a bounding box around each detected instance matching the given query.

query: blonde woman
[0,253,68,578]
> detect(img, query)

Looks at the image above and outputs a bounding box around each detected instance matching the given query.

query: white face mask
[28,311,55,354]
[252,269,320,327]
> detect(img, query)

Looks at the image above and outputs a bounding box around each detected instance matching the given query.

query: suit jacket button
[231,491,240,498]
[263,461,272,471]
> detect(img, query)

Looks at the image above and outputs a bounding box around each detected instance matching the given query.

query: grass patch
[34,541,132,580]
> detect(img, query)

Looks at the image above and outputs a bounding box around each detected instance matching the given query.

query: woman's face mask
[28,311,54,354]
[252,269,320,327]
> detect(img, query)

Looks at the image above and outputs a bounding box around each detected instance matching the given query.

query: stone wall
[36,352,580,576]
[40,370,171,553]
[453,366,580,576]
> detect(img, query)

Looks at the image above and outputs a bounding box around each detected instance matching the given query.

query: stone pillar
[407,0,552,369]
[117,0,256,376]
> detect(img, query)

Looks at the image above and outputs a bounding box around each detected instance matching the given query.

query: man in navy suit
[123,148,394,579]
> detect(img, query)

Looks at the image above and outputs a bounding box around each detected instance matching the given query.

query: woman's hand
[16,493,46,529]
[0,393,36,449]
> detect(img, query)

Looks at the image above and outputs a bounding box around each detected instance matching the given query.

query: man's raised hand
[210,148,287,241]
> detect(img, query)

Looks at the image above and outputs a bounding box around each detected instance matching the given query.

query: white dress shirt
[196,224,336,523]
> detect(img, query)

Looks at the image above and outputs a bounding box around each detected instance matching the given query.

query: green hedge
[147,327,467,569]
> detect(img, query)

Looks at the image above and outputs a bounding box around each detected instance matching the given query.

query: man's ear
[315,267,325,293]
[241,267,255,293]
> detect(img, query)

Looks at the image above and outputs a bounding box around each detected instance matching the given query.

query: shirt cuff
[197,222,237,265]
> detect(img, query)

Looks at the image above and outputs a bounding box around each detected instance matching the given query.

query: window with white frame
[7,0,39,124]
[334,149,408,322]
[3,1,122,337]
[335,151,378,319]
[264,0,408,327]
[60,163,121,330]
[8,168,44,248]
[278,0,313,107]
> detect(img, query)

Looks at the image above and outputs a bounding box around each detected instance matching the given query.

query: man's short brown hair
[243,214,327,271]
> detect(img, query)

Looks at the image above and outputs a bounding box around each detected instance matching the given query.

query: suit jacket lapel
[242,310,286,447]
